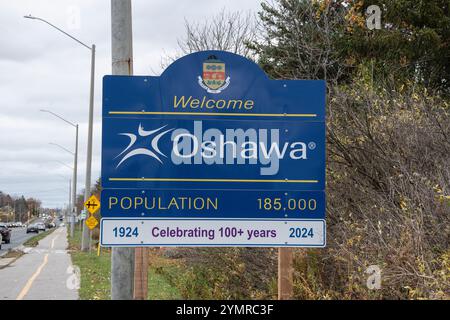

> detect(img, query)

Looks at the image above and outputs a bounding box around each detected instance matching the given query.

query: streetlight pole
[56,173,72,232]
[68,178,72,228]
[83,44,96,251]
[49,139,77,238]
[26,15,96,251]
[42,109,78,237]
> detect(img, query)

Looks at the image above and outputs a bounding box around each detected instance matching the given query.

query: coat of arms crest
[198,55,230,93]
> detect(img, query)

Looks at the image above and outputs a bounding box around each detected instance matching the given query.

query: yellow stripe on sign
[108,111,317,118]
[109,178,319,183]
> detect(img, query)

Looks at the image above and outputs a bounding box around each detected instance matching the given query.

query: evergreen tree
[343,0,450,92]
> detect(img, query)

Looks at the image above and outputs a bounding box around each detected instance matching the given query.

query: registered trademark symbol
[308,142,316,150]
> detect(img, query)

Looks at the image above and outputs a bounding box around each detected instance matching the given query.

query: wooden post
[133,247,148,300]
[278,247,293,300]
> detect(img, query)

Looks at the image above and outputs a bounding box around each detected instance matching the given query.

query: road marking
[15,233,59,300]
[16,253,49,300]
[51,235,59,249]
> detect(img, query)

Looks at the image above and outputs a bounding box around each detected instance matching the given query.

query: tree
[92,178,101,196]
[14,196,28,222]
[252,0,349,82]
[253,0,450,92]
[162,9,257,68]
[26,198,41,217]
[341,0,450,93]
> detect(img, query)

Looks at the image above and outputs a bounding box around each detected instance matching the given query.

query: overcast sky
[0,0,260,208]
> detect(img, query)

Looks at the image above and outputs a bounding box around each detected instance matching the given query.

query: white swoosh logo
[115,133,136,159]
[115,123,173,168]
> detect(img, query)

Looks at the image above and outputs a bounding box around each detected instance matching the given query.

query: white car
[37,223,46,231]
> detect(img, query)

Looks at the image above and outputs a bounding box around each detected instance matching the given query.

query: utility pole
[111,0,135,300]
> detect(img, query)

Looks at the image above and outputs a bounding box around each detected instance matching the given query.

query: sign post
[278,248,294,299]
[101,50,326,298]
[134,246,148,300]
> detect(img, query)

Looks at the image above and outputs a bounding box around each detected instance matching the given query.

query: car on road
[37,223,46,231]
[26,224,39,233]
[46,222,55,229]
[0,223,12,244]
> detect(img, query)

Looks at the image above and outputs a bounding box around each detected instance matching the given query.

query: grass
[68,226,110,299]
[67,224,182,300]
[148,253,183,299]
[148,268,183,299]
[23,228,56,247]
[1,250,23,259]
[67,224,83,250]
[0,250,24,270]
[72,250,112,299]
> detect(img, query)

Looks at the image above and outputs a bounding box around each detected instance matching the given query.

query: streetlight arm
[24,15,92,50]
[56,174,71,180]
[49,142,75,155]
[55,160,73,170]
[40,109,77,127]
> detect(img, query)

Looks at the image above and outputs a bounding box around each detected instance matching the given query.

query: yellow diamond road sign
[86,215,99,230]
[84,195,100,215]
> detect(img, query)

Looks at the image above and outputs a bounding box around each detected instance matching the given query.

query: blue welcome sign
[101,51,326,247]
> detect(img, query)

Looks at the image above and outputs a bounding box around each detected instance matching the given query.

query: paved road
[0,219,62,255]
[0,227,35,254]
[0,226,78,300]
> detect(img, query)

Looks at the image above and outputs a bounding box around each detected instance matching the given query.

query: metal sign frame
[101,50,326,247]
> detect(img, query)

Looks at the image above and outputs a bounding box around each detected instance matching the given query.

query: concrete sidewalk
[0,226,79,300]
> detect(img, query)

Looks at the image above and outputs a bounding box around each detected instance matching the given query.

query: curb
[0,251,25,269]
